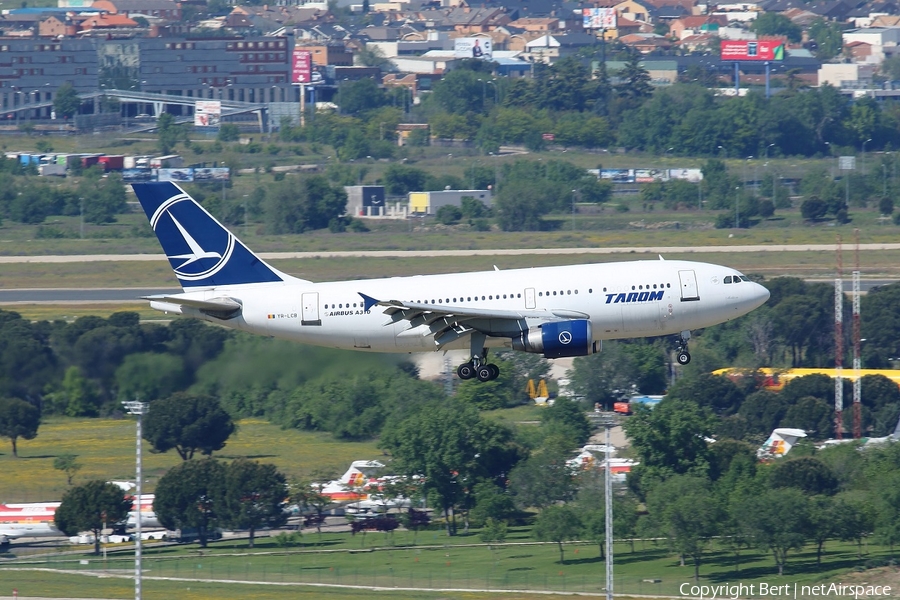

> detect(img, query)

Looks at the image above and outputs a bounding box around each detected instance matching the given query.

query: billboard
[582,7,617,29]
[454,38,492,60]
[597,169,703,183]
[720,40,784,61]
[194,100,221,127]
[292,48,312,84]
[157,168,194,182]
[194,167,231,181]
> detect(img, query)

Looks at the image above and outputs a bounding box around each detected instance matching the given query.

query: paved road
[0,288,180,303]
[4,243,900,263]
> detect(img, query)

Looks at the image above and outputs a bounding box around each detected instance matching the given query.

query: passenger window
[567,290,571,295]
[574,290,578,294]
[589,288,593,293]
[724,276,732,284]
[539,292,543,297]
[553,291,557,296]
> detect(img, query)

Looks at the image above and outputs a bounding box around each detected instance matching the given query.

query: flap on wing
[143,295,242,313]
[358,293,588,322]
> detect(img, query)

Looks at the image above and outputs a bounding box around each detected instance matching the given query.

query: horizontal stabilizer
[143,294,242,319]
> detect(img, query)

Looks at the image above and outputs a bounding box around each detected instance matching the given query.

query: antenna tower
[853,229,862,439]
[835,235,843,440]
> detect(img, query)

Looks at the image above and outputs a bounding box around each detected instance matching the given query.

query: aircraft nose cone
[752,282,770,308]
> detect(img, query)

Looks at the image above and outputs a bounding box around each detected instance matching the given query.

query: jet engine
[511,319,599,359]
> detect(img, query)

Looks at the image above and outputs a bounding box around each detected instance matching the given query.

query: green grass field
[2,530,896,599]
[0,418,380,503]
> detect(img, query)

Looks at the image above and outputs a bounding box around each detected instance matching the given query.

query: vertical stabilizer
[132,182,302,289]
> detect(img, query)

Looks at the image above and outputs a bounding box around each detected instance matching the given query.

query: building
[345,185,388,217]
[408,189,492,215]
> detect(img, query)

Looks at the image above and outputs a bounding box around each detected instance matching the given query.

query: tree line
[275,56,900,161]
[4,279,900,455]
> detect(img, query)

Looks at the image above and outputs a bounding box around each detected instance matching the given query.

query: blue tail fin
[132,182,290,289]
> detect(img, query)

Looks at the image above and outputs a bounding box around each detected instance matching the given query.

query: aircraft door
[301,292,321,326]
[525,288,536,309]
[678,270,700,301]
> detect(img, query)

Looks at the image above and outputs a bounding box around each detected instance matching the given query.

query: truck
[98,155,125,171]
[38,163,66,176]
[150,154,183,169]
[80,154,103,169]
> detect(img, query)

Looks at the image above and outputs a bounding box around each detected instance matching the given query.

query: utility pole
[122,400,148,600]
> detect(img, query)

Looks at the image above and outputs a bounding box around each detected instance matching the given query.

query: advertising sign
[600,169,634,183]
[668,168,703,182]
[634,168,669,183]
[157,168,194,182]
[194,100,221,127]
[194,167,231,181]
[454,38,492,60]
[720,40,784,61]
[292,48,312,84]
[838,156,856,170]
[582,7,617,29]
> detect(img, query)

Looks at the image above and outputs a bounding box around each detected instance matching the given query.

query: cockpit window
[724,276,733,284]
[740,276,751,282]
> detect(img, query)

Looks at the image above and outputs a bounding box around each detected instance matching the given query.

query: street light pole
[862,138,872,175]
[122,400,148,600]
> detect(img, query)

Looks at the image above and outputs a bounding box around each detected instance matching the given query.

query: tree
[54,480,131,555]
[114,352,189,403]
[0,397,40,457]
[508,449,577,510]
[769,457,839,496]
[435,204,462,225]
[665,373,745,416]
[144,392,236,460]
[540,397,592,447]
[154,458,226,547]
[221,459,288,548]
[739,487,809,575]
[291,476,334,534]
[380,400,522,535]
[806,495,838,568]
[53,453,82,485]
[53,82,81,120]
[646,475,722,580]
[77,174,128,224]
[801,196,828,220]
[750,12,802,42]
[156,112,180,155]
[264,175,347,233]
[218,124,240,142]
[615,53,653,104]
[533,504,582,563]
[493,178,555,231]
[624,398,717,488]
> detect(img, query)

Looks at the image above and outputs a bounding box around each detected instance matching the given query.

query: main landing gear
[457,332,500,382]
[457,360,499,382]
[675,330,692,365]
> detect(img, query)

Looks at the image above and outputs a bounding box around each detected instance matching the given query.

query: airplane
[0,496,159,547]
[757,427,807,459]
[131,182,771,380]
[0,502,61,545]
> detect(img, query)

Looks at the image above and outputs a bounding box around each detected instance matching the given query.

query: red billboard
[291,48,312,84]
[720,40,784,61]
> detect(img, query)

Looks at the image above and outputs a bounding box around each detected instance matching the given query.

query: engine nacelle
[512,319,600,359]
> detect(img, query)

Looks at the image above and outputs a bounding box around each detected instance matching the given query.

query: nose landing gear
[675,330,692,365]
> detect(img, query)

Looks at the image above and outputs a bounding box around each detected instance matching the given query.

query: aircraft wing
[359,293,588,349]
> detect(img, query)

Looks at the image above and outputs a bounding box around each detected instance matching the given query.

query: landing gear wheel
[457,362,476,380]
[676,351,691,365]
[476,365,495,382]
[488,364,500,380]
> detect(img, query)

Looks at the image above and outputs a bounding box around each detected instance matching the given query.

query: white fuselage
[160,259,769,354]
